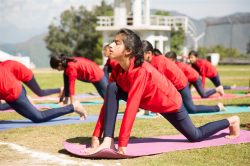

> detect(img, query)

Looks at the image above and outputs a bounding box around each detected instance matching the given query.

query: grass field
[0,65,250,166]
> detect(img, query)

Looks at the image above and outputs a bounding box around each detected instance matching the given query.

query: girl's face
[189,54,198,64]
[103,46,111,58]
[144,51,152,63]
[57,63,65,71]
[109,34,129,61]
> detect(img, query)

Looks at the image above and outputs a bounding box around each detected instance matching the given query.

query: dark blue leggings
[64,74,108,99]
[0,102,12,110]
[7,86,74,123]
[103,82,230,142]
[191,77,216,98]
[178,84,219,114]
[24,75,61,97]
[209,73,231,90]
[103,65,112,81]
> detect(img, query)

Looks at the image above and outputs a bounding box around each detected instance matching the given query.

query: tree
[247,36,250,55]
[44,0,113,64]
[154,10,184,55]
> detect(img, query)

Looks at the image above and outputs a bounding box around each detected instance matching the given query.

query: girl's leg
[0,101,12,110]
[7,86,74,123]
[103,66,112,82]
[178,84,220,113]
[23,75,61,97]
[160,104,230,142]
[92,75,109,99]
[192,78,216,98]
[103,82,128,138]
[209,73,231,89]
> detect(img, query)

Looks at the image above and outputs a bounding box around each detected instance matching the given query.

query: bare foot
[190,87,196,92]
[216,85,225,98]
[218,103,226,111]
[152,113,163,118]
[136,109,145,116]
[88,137,115,155]
[225,116,240,139]
[27,96,35,107]
[73,101,87,120]
[231,84,236,90]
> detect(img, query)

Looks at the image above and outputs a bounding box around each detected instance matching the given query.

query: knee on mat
[186,109,197,114]
[30,117,45,123]
[187,137,202,142]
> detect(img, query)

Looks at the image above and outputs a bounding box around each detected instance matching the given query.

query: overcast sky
[0,0,249,30]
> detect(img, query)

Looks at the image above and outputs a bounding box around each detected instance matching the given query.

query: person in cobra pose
[81,28,240,155]
[0,66,87,122]
[50,54,108,105]
[0,60,63,111]
[142,40,226,114]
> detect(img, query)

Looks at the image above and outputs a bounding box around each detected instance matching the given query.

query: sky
[0,0,249,43]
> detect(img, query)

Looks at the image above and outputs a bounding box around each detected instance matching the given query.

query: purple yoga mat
[0,106,51,113]
[63,129,250,159]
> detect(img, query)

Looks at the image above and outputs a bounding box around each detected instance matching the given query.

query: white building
[96,0,197,65]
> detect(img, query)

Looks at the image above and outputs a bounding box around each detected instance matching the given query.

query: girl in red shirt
[0,60,63,110]
[0,66,86,122]
[81,28,239,155]
[50,54,108,105]
[189,51,236,96]
[142,40,224,114]
[103,44,119,80]
[165,51,220,98]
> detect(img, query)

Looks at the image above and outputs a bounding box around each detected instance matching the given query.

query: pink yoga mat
[0,106,51,113]
[63,129,250,159]
[192,93,250,101]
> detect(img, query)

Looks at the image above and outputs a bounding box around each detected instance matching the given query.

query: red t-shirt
[0,60,33,82]
[192,59,217,88]
[104,58,119,69]
[64,57,104,96]
[151,55,188,90]
[176,61,199,82]
[0,66,22,102]
[93,57,182,147]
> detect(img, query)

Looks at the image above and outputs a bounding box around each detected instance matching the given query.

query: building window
[154,40,159,49]
[163,40,168,54]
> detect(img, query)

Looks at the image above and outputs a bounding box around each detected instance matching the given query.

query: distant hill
[9,33,51,68]
[5,11,250,68]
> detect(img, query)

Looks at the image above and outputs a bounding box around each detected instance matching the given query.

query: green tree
[44,0,113,64]
[154,10,184,54]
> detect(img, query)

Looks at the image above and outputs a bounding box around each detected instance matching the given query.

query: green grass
[0,65,250,165]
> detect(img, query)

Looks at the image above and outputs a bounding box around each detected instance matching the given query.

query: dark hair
[103,44,109,49]
[165,51,177,60]
[50,53,77,69]
[153,48,162,56]
[142,40,153,55]
[189,50,198,57]
[117,28,144,67]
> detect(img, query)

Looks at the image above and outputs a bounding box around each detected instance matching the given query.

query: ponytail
[50,53,77,69]
[153,48,162,56]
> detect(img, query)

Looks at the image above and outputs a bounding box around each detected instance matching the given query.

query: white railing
[97,15,187,29]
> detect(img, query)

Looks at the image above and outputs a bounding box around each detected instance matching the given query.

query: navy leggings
[64,74,108,99]
[0,102,12,110]
[6,86,74,123]
[24,75,61,97]
[178,84,219,114]
[103,82,230,142]
[191,77,216,98]
[103,65,112,81]
[209,73,231,90]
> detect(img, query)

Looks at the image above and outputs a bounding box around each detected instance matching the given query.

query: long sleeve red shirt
[104,58,119,69]
[0,60,33,82]
[64,57,104,96]
[93,57,182,147]
[151,55,188,90]
[191,59,217,88]
[176,61,199,83]
[0,66,22,102]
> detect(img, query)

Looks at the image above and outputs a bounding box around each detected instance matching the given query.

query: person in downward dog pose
[0,66,86,122]
[165,51,221,98]
[103,44,119,80]
[142,40,225,114]
[81,28,240,155]
[0,60,63,110]
[189,50,236,95]
[50,54,108,105]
